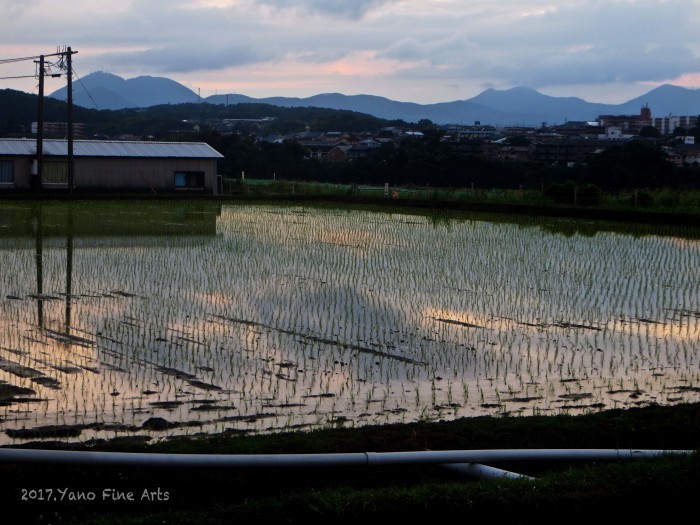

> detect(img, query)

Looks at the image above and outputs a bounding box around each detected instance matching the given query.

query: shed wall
[1,158,32,190]
[74,158,218,194]
[0,157,219,195]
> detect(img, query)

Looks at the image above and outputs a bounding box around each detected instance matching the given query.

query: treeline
[3,88,698,192]
[0,89,80,135]
[195,132,700,191]
[0,88,405,136]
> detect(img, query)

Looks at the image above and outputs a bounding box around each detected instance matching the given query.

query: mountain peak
[43,71,700,125]
[49,71,198,109]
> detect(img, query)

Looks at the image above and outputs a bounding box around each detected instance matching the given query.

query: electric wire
[71,66,100,110]
[0,55,42,64]
[0,74,38,80]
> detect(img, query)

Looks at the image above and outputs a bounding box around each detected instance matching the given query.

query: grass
[225,178,700,216]
[2,402,699,524]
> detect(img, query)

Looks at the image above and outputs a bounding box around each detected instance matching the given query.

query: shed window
[0,160,13,183]
[43,162,68,185]
[174,171,205,189]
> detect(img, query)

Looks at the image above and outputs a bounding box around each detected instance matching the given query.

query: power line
[0,74,38,80]
[71,66,100,110]
[0,50,71,65]
[0,55,42,65]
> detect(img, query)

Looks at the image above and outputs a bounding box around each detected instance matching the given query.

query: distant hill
[465,87,620,125]
[1,89,399,137]
[47,72,700,125]
[206,92,510,125]
[205,90,628,126]
[49,71,199,110]
[617,84,700,116]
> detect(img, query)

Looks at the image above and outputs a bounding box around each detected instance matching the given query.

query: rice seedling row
[0,202,698,444]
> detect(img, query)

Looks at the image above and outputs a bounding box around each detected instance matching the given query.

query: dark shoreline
[1,403,699,524]
[2,191,698,226]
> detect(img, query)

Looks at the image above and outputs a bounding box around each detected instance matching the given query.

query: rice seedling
[0,201,698,443]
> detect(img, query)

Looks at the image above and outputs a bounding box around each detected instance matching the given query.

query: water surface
[0,201,698,444]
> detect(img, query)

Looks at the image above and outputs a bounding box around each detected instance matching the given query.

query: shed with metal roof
[0,138,224,195]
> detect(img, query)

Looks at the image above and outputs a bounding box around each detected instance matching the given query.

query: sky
[1,0,700,104]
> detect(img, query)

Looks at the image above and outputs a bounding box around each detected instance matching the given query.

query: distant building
[532,138,612,166]
[0,138,223,194]
[493,145,533,162]
[327,145,352,162]
[31,121,86,139]
[442,129,501,141]
[347,139,381,160]
[300,140,349,160]
[653,115,698,135]
[664,143,700,166]
[598,105,652,135]
[551,121,604,139]
[598,127,634,140]
[322,131,351,142]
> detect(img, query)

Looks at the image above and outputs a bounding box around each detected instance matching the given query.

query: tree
[507,135,531,146]
[639,125,659,138]
[543,181,576,204]
[586,140,675,189]
[673,126,688,137]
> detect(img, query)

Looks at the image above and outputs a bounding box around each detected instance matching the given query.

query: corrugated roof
[0,139,223,159]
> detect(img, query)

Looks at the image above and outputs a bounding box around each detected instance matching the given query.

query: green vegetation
[4,89,700,211]
[223,178,700,219]
[0,88,406,137]
[1,403,699,524]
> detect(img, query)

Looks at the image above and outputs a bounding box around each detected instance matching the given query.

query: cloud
[2,0,700,103]
[378,33,477,64]
[70,0,395,74]
[375,0,700,88]
[98,44,273,73]
[499,44,700,87]
[0,0,40,15]
[294,50,353,64]
[257,0,397,19]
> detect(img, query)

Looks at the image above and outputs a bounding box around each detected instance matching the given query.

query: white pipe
[0,449,692,468]
[441,462,534,480]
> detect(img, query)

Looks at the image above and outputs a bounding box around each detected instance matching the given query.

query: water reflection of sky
[0,203,699,444]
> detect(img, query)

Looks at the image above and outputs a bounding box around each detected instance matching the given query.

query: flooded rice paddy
[0,201,699,444]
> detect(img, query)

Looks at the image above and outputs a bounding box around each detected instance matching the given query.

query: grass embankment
[225,179,700,225]
[2,403,699,524]
[6,181,699,224]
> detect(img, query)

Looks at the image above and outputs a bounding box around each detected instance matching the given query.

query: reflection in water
[65,207,74,334]
[29,206,75,332]
[33,206,43,328]
[0,202,698,444]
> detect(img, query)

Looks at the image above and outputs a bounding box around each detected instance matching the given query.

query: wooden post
[35,55,45,193]
[67,47,74,193]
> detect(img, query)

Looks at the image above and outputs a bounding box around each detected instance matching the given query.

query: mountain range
[49,71,700,126]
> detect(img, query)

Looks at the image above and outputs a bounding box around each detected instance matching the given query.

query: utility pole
[29,47,78,193]
[35,55,45,193]
[67,46,74,193]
